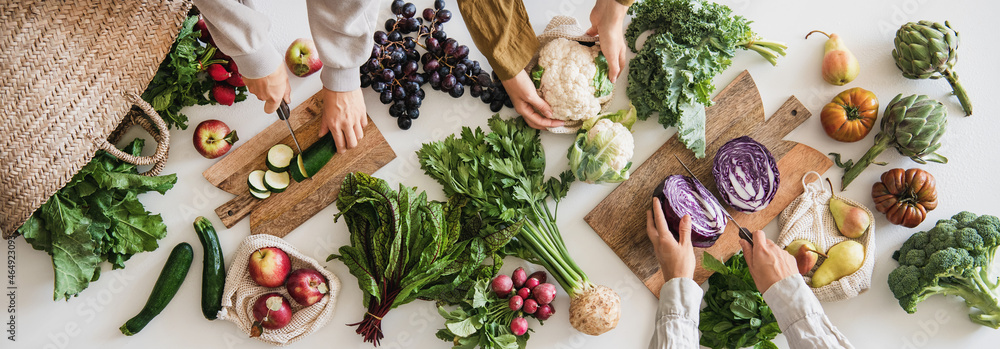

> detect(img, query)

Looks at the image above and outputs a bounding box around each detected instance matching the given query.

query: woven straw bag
[0,0,190,239]
[219,234,341,346]
[527,15,613,134]
[777,172,877,302]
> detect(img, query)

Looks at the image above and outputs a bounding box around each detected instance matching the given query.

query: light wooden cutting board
[584,71,833,297]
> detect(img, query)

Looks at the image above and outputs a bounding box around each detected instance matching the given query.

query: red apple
[285,269,329,306]
[285,38,323,77]
[248,247,291,288]
[193,119,238,159]
[252,293,293,330]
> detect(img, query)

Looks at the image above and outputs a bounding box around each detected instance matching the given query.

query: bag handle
[95,93,170,176]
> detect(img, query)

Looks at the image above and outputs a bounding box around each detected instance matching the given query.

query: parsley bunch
[18,139,177,300]
[625,0,785,158]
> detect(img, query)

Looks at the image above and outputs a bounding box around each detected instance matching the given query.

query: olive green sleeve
[457,0,538,81]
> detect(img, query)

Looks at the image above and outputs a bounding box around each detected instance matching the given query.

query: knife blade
[673,155,755,247]
[276,100,304,155]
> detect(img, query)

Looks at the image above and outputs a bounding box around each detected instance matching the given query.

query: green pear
[811,240,865,288]
[829,196,871,238]
[785,239,823,275]
[806,30,860,86]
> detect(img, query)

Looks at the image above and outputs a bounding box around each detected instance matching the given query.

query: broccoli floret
[888,211,1000,329]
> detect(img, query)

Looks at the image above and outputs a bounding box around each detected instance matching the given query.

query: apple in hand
[248,247,291,287]
[285,38,323,77]
[253,293,293,330]
[193,119,238,159]
[285,269,329,306]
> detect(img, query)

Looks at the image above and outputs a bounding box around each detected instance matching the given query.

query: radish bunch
[194,16,246,106]
[491,268,558,336]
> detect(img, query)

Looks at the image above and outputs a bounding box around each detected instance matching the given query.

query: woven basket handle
[95,93,170,176]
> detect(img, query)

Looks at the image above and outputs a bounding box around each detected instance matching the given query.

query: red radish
[510,317,528,336]
[227,71,246,87]
[524,277,539,290]
[508,295,523,311]
[212,83,236,106]
[532,283,557,305]
[227,60,240,74]
[512,267,527,288]
[194,16,211,41]
[536,304,554,320]
[516,287,530,300]
[206,64,231,82]
[528,271,547,284]
[214,49,231,61]
[491,274,513,298]
[523,299,538,314]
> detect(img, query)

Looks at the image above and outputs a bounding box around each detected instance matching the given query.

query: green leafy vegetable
[142,15,247,129]
[530,66,544,89]
[436,280,530,349]
[699,252,781,349]
[18,138,177,300]
[568,105,637,184]
[592,54,613,97]
[329,172,519,345]
[625,0,786,158]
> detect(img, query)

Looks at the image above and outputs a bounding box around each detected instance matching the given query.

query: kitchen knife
[276,100,304,155]
[673,155,755,247]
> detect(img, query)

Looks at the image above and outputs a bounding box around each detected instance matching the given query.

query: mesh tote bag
[0,0,190,238]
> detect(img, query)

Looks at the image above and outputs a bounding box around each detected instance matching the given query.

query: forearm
[763,276,855,349]
[306,0,379,92]
[457,0,538,80]
[648,278,702,349]
[191,0,282,79]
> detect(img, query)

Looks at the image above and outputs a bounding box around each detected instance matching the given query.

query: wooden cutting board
[203,91,396,237]
[584,71,832,297]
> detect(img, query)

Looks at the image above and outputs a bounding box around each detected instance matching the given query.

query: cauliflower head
[567,106,636,183]
[535,38,614,122]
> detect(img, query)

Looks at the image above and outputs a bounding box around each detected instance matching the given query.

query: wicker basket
[0,0,192,239]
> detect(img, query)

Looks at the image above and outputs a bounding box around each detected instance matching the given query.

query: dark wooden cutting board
[584,71,832,297]
[203,91,396,237]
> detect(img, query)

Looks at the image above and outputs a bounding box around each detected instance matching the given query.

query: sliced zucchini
[263,170,290,193]
[247,170,268,193]
[249,188,271,199]
[266,144,295,172]
[289,155,306,182]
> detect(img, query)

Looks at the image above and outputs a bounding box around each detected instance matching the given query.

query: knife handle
[277,100,291,120]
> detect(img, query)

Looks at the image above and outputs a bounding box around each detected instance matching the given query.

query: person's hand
[739,230,799,293]
[243,65,291,114]
[587,0,628,82]
[319,88,368,151]
[500,71,563,130]
[646,198,696,280]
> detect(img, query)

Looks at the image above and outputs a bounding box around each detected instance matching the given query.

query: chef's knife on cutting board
[276,100,304,155]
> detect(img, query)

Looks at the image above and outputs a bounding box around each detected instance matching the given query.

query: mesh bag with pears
[777,172,876,302]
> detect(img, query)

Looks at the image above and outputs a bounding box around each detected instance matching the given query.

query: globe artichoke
[892,21,972,116]
[837,94,947,189]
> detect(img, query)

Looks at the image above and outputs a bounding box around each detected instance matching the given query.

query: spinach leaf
[699,252,780,348]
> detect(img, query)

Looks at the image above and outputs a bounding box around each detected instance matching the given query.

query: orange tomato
[821,87,878,142]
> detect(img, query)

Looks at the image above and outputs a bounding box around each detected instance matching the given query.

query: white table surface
[10,0,1000,348]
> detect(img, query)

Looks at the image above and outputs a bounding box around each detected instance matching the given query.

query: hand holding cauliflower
[533,38,614,128]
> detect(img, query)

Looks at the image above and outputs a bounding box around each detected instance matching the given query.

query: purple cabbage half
[653,175,728,248]
[712,136,780,213]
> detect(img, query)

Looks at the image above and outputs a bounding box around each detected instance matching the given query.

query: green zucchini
[120,243,194,336]
[193,217,225,320]
[263,170,290,193]
[289,155,306,182]
[290,133,337,182]
[247,170,268,193]
[250,188,271,199]
[266,144,295,172]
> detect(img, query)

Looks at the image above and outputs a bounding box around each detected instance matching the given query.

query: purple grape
[419,25,429,35]
[443,39,458,55]
[380,90,393,104]
[387,31,402,42]
[436,9,452,23]
[408,108,420,119]
[449,82,464,97]
[406,94,421,108]
[389,102,405,117]
[385,19,397,32]
[402,3,416,18]
[382,68,395,82]
[405,17,420,32]
[422,8,436,21]
[490,99,503,112]
[410,73,425,85]
[374,31,388,45]
[425,37,440,52]
[397,116,412,130]
[424,59,440,72]
[480,89,492,103]
[470,84,482,97]
[477,73,491,86]
[504,98,513,108]
[471,61,482,75]
[453,64,467,77]
[392,64,403,78]
[454,45,469,59]
[416,88,425,98]
[391,0,405,14]
[393,85,407,100]
[390,51,406,63]
[404,81,419,93]
[441,74,456,90]
[432,30,447,41]
[371,45,382,58]
[371,81,387,92]
[360,74,372,88]
[429,71,441,87]
[403,61,418,76]
[434,0,445,10]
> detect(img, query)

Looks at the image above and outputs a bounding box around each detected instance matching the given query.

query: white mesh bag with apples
[219,234,341,346]
[776,172,876,302]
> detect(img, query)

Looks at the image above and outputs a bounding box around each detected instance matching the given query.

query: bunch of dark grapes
[360,0,512,130]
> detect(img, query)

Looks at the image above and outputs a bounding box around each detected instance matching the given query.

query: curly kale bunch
[625,0,785,158]
[888,211,1000,328]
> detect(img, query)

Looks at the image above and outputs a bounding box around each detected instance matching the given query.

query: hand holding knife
[276,100,304,155]
[673,155,755,247]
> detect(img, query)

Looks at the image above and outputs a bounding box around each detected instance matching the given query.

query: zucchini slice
[249,188,271,199]
[263,170,290,193]
[266,144,295,172]
[247,170,268,193]
[289,155,306,182]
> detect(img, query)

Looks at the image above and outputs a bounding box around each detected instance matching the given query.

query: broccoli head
[888,211,1000,329]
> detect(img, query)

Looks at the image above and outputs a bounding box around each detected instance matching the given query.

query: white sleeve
[648,278,703,349]
[763,275,855,349]
[306,0,380,91]
[191,0,283,79]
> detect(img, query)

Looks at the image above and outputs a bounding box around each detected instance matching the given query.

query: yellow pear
[829,196,871,238]
[811,240,865,288]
